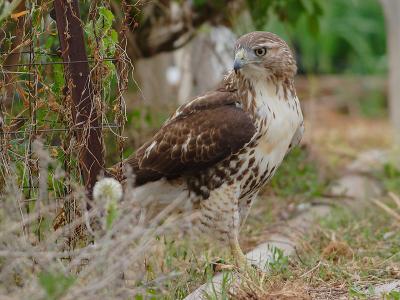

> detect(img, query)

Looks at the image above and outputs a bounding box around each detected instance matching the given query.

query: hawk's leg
[239,193,258,230]
[198,183,249,269]
[229,232,248,269]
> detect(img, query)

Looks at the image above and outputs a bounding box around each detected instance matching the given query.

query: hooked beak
[233,48,247,72]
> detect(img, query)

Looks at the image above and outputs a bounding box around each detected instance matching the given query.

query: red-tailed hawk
[119,32,304,268]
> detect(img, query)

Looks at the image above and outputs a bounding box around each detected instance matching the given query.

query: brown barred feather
[124,91,256,186]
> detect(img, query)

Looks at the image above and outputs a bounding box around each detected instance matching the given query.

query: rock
[373,280,400,297]
[330,175,382,200]
[347,149,388,173]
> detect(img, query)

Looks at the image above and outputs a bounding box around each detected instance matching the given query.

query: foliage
[267,246,289,274]
[247,0,323,35]
[247,0,386,74]
[348,284,372,299]
[0,1,126,198]
[85,6,118,83]
[385,290,400,300]
[380,162,400,194]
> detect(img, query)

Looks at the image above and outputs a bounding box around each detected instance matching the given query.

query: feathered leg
[198,183,249,269]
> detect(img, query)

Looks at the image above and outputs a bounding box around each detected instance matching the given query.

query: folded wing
[125,90,256,186]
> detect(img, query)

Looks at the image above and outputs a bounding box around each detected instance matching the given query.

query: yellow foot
[230,237,250,270]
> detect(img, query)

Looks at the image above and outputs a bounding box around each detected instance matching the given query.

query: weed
[385,290,400,300]
[267,246,290,275]
[380,163,400,194]
[39,272,76,300]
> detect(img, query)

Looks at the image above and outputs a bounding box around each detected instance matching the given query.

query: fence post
[53,0,104,203]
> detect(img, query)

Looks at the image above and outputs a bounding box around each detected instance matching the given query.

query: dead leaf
[322,241,353,262]
[11,10,28,20]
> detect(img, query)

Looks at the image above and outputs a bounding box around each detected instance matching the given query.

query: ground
[132,76,400,299]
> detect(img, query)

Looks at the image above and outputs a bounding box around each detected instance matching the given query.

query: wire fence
[0,0,132,246]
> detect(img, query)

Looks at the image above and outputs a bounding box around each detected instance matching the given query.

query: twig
[300,260,321,278]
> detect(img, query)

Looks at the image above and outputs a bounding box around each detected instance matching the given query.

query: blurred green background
[246,0,386,74]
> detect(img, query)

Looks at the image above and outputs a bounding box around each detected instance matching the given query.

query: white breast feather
[239,80,303,194]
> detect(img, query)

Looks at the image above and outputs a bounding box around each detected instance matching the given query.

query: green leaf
[39,272,76,300]
[266,245,289,273]
[52,63,64,96]
[246,0,274,30]
[349,285,367,299]
[385,290,400,300]
[110,29,118,43]
[313,0,324,16]
[98,7,115,30]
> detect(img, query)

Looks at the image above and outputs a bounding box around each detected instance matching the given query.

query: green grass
[133,147,333,298]
[232,202,400,299]
[358,89,387,118]
[379,162,400,194]
[269,147,329,199]
[135,154,400,299]
[133,236,232,299]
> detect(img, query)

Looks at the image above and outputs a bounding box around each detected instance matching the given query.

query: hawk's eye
[254,47,267,57]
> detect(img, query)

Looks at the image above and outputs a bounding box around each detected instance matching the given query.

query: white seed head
[93,178,123,204]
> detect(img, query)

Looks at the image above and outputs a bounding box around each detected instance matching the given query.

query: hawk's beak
[233,48,247,72]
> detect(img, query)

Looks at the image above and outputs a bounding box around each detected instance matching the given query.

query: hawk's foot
[230,237,250,270]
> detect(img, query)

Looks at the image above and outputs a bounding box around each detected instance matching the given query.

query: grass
[379,163,400,195]
[269,146,329,199]
[133,150,400,299]
[130,146,333,299]
[231,199,400,299]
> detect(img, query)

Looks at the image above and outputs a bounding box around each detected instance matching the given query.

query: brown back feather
[122,90,256,186]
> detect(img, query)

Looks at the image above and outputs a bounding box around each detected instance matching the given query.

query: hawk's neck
[224,71,296,118]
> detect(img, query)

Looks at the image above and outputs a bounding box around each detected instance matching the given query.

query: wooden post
[53,0,104,201]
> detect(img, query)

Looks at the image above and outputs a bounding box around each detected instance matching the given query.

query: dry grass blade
[0,173,194,299]
[388,192,400,209]
[371,198,400,223]
[232,275,311,300]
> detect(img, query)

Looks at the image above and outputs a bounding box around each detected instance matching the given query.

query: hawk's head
[233,32,297,80]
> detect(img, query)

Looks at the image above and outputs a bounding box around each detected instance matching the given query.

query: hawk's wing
[124,90,256,185]
[286,120,304,154]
